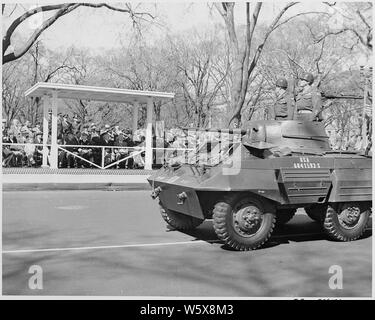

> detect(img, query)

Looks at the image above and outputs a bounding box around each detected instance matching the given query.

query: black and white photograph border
[1,0,373,300]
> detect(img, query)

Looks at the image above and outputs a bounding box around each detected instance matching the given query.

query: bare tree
[214,2,311,126]
[2,42,90,125]
[169,31,229,128]
[2,3,155,64]
[99,39,181,126]
[313,2,373,51]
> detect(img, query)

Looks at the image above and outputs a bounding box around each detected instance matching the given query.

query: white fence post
[101,147,105,169]
[145,97,153,170]
[50,91,59,169]
[42,96,49,168]
[133,101,139,135]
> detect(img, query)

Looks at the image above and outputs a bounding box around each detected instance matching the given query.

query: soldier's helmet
[276,78,288,89]
[300,72,314,85]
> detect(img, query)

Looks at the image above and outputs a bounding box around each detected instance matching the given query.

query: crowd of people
[2,113,197,169]
[2,115,158,169]
[2,118,44,168]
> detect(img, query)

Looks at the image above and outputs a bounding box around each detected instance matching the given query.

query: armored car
[148,120,372,251]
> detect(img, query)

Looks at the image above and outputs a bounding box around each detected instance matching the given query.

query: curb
[3,183,151,192]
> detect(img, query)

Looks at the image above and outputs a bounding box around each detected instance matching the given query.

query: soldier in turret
[268,78,294,120]
[294,72,323,121]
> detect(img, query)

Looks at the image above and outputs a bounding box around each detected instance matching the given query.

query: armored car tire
[323,202,371,242]
[213,195,276,251]
[159,203,203,230]
[275,209,296,226]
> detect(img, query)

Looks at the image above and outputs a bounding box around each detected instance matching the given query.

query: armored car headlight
[177,192,188,205]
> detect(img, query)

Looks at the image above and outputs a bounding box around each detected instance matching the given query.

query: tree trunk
[215,2,298,127]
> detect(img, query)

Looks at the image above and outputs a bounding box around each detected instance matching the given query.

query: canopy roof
[25,82,175,103]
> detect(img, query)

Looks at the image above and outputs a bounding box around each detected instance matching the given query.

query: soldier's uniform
[294,73,323,121]
[273,91,293,120]
[269,78,293,120]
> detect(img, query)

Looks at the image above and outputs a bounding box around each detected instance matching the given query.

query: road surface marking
[3,229,371,254]
[2,240,222,254]
[56,205,88,210]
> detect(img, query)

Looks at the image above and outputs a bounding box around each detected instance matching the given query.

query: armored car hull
[149,120,372,251]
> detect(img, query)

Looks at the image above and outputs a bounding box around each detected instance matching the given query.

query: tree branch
[3,4,74,56]
[356,9,371,30]
[3,2,155,64]
[3,4,80,64]
[229,2,298,126]
[248,2,298,78]
[44,65,80,82]
[314,27,372,50]
[248,2,262,45]
[273,11,330,30]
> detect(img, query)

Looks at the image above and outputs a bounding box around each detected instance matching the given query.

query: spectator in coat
[57,113,64,139]
[100,129,114,166]
[33,132,44,166]
[24,135,36,166]
[63,131,80,168]
[77,131,93,168]
[2,133,15,167]
[21,120,33,138]
[61,114,72,135]
[90,128,101,166]
[114,131,130,168]
[71,115,82,138]
[8,119,22,143]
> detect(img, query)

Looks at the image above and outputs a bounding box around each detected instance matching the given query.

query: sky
[2,1,334,53]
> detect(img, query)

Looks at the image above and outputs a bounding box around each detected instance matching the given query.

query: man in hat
[77,131,93,168]
[89,127,101,166]
[2,129,15,167]
[132,135,145,169]
[61,114,72,135]
[19,125,31,143]
[269,78,294,120]
[7,131,24,166]
[71,115,82,138]
[63,130,79,168]
[21,120,33,137]
[8,119,22,143]
[113,131,130,168]
[294,72,323,121]
[99,128,114,166]
[33,131,44,166]
[124,129,134,147]
[56,113,63,139]
[24,135,37,166]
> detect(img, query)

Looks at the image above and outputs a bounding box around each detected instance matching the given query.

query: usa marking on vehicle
[293,157,321,169]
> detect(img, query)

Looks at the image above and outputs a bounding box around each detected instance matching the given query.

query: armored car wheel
[213,195,276,251]
[323,202,371,241]
[275,209,296,226]
[159,204,203,230]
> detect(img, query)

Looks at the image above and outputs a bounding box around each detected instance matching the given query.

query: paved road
[2,190,372,297]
